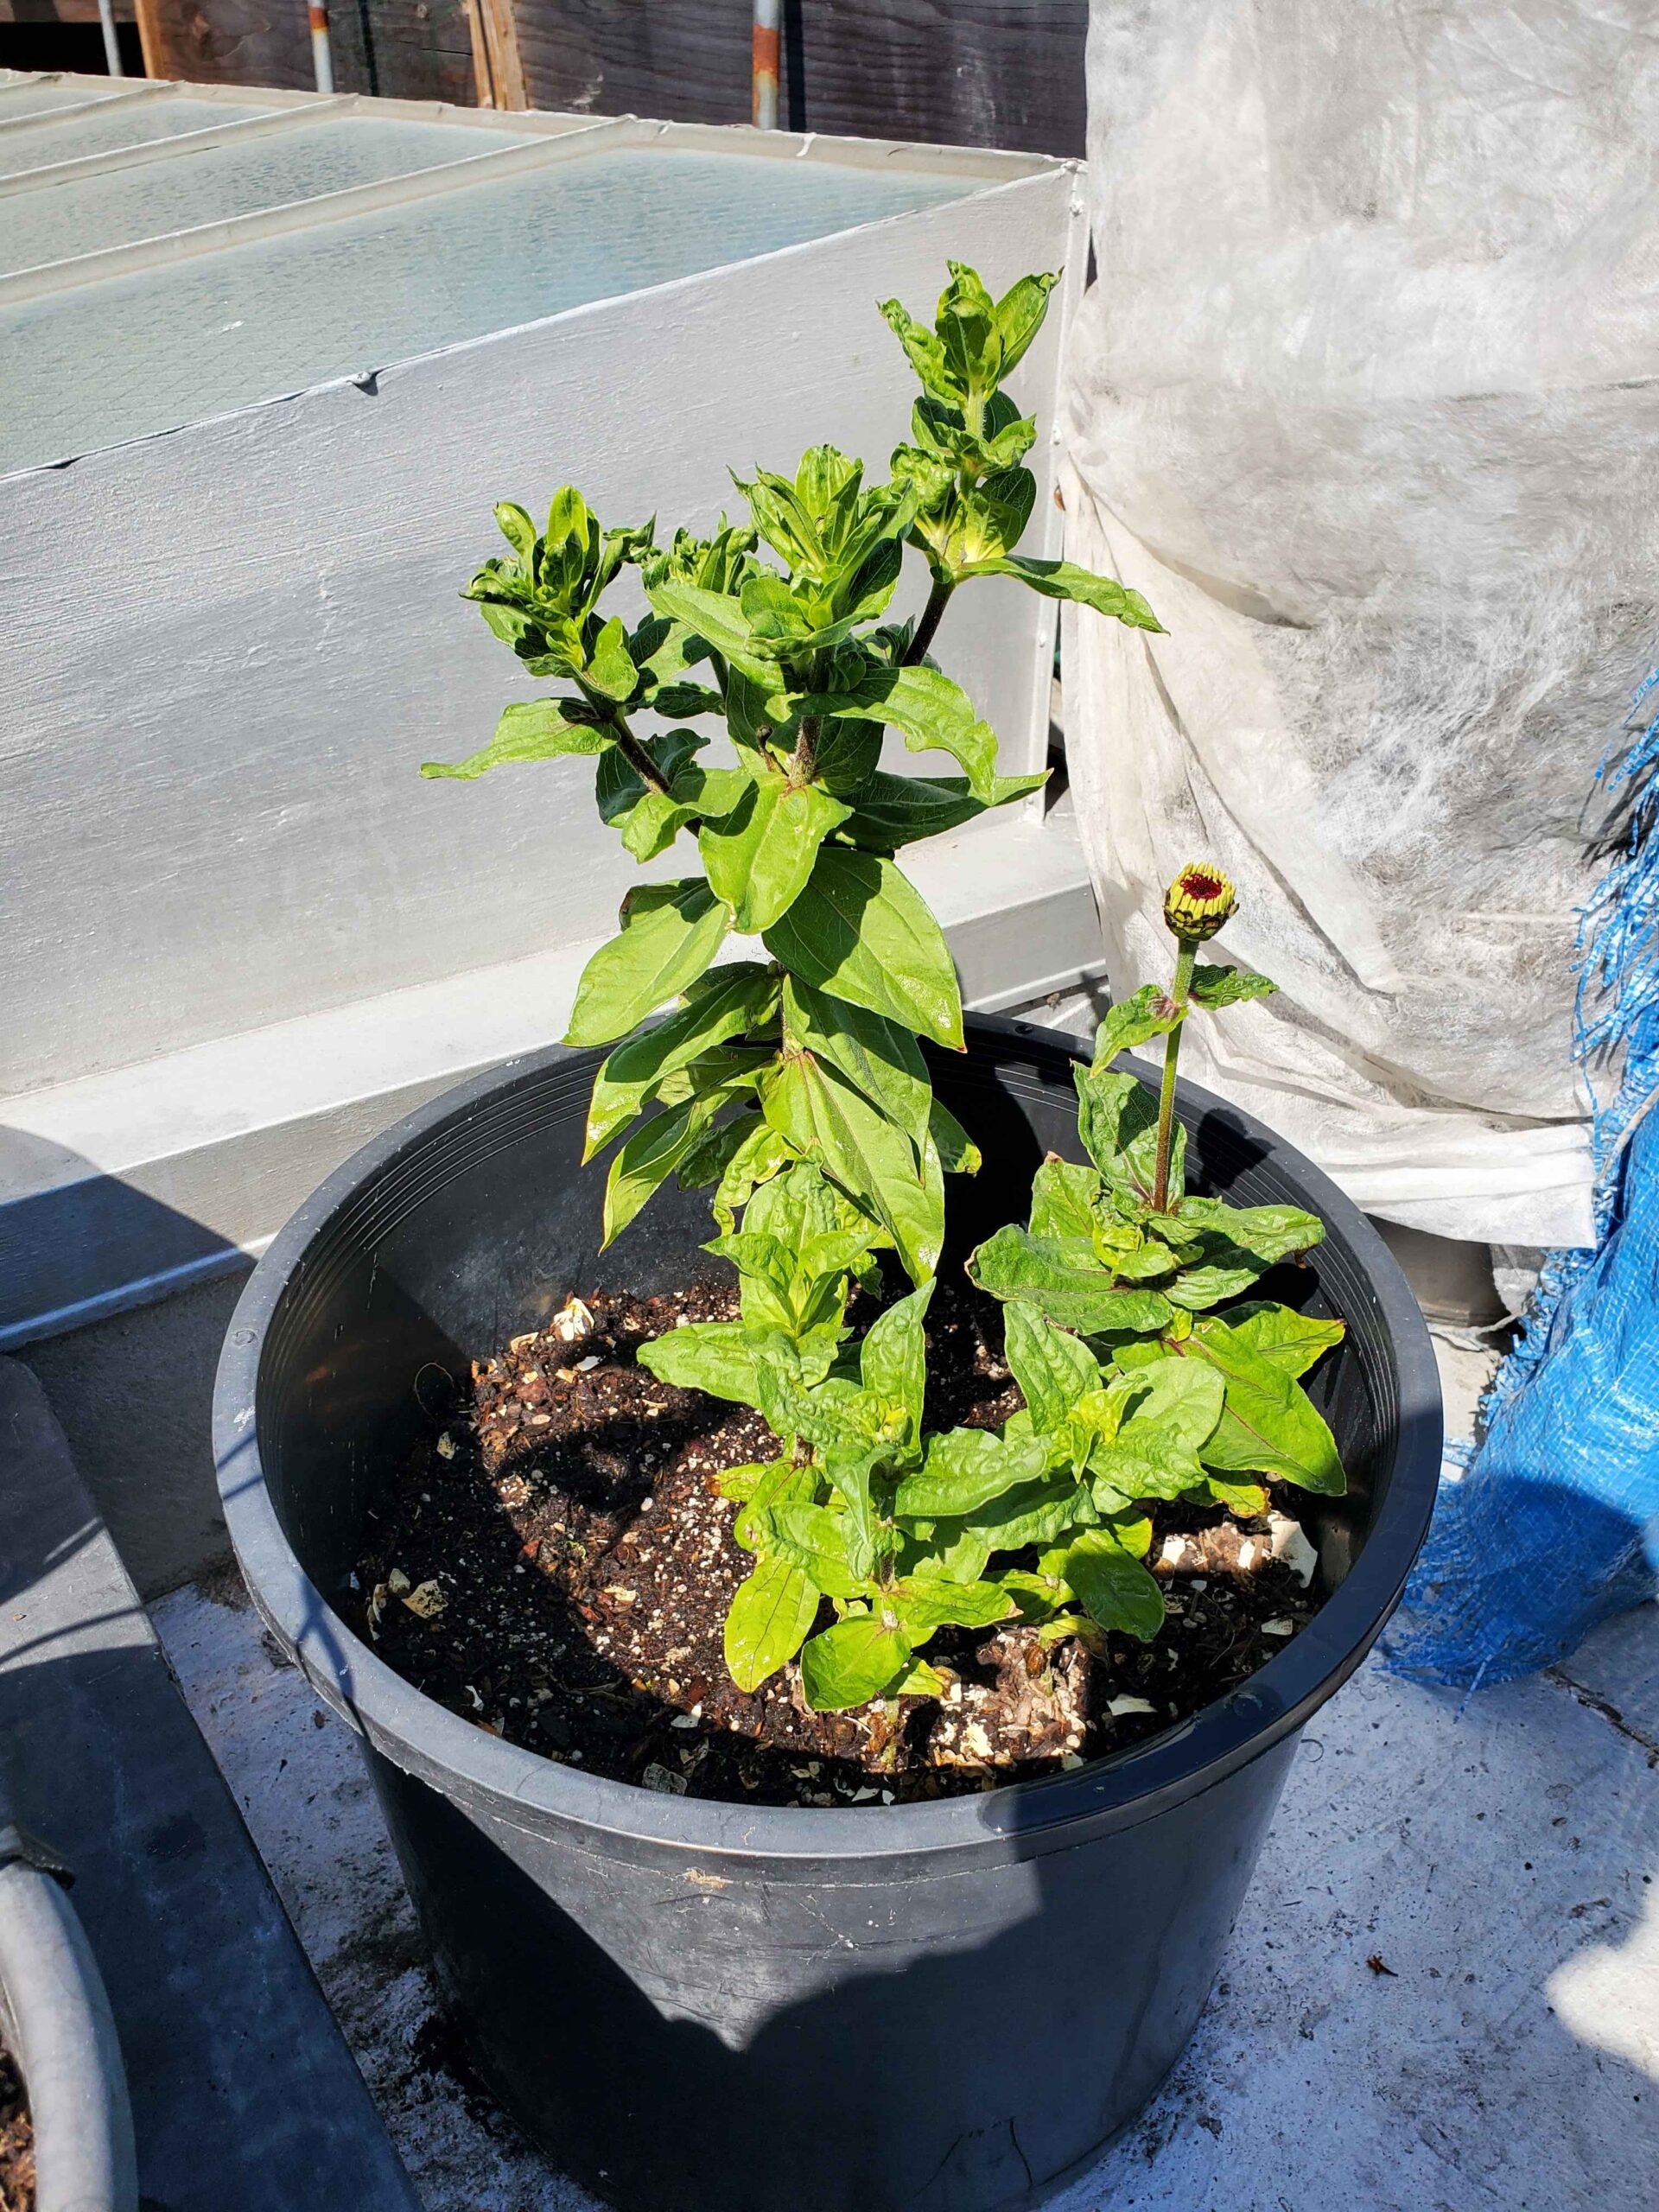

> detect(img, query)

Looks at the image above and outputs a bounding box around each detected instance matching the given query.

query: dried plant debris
[354,1281,1320,1809]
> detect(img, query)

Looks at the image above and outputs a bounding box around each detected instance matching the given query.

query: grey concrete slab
[154,1560,1659,2212]
[0,1358,422,2211]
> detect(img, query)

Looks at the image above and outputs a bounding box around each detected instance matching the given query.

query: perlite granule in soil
[353,1276,1321,1808]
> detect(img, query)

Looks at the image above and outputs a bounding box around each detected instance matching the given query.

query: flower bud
[1163,862,1236,942]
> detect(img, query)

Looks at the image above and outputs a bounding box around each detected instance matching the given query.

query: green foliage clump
[426,266,1343,1722]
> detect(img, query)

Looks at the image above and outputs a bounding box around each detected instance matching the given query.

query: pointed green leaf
[992,269,1060,381]
[761,1051,942,1282]
[968,1224,1174,1336]
[1027,1157,1104,1243]
[1001,1304,1100,1435]
[767,1503,864,1600]
[725,1554,822,1692]
[1219,1303,1346,1379]
[891,1577,1014,1638]
[1090,984,1184,1067]
[893,1427,1049,1518]
[858,1280,934,1449]
[637,1319,795,1412]
[779,666,998,799]
[585,616,639,702]
[959,556,1163,633]
[698,775,851,933]
[1117,1357,1226,1456]
[565,880,729,1047]
[601,1099,720,1246]
[841,772,1034,850]
[927,1096,981,1175]
[1186,1320,1347,1495]
[1072,1065,1182,1203]
[421,697,609,779]
[1060,1531,1166,1641]
[783,976,931,1147]
[1189,962,1276,1009]
[584,963,779,1158]
[798,1613,912,1711]
[764,849,963,1049]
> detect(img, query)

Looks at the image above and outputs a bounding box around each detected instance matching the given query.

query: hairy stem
[1151,939,1198,1211]
[791,714,821,786]
[608,709,673,796]
[904,573,956,666]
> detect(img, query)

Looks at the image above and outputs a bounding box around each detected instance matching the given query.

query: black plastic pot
[214,1017,1440,2212]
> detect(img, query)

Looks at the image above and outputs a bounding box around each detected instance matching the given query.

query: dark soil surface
[353,1276,1320,1808]
[0,2045,34,2212]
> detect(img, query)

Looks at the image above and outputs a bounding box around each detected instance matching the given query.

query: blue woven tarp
[1383,679,1659,1686]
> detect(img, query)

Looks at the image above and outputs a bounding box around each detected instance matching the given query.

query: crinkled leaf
[1185,1321,1347,1495]
[421,697,609,779]
[1160,1199,1325,1312]
[1117,1356,1226,1457]
[1072,1064,1182,1203]
[585,616,639,702]
[645,577,771,679]
[767,1503,864,1600]
[584,963,779,1158]
[1001,1303,1101,1434]
[765,847,963,1050]
[783,976,931,1148]
[1027,1157,1103,1243]
[992,269,1059,381]
[778,665,998,800]
[698,773,851,933]
[968,1224,1174,1336]
[923,1474,1087,1561]
[960,556,1163,633]
[1189,963,1276,1009]
[565,880,729,1047]
[799,1613,912,1712]
[1090,984,1184,1068]
[1060,1531,1166,1641]
[725,1554,821,1692]
[891,1577,1013,1638]
[1220,1303,1346,1380]
[859,1281,934,1450]
[893,1427,1049,1518]
[637,1319,795,1413]
[712,1117,795,1230]
[762,1050,942,1282]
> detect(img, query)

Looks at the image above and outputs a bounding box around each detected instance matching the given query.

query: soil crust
[353,1276,1320,1808]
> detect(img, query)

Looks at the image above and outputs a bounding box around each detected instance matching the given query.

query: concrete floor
[154,1462,1659,2212]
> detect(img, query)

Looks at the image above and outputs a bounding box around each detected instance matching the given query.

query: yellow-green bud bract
[1163,862,1236,944]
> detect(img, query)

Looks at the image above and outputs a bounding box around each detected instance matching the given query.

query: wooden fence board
[133,0,478,105]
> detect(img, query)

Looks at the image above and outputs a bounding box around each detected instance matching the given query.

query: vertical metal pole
[309,1,336,93]
[96,0,124,74]
[752,0,780,130]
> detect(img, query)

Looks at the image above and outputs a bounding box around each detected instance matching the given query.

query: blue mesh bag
[1383,683,1659,1686]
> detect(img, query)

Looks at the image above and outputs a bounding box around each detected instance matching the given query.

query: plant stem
[904,573,956,665]
[608,708,672,795]
[1151,938,1198,1211]
[791,714,821,786]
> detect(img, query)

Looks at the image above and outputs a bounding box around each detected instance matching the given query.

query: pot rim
[213,1014,1442,1866]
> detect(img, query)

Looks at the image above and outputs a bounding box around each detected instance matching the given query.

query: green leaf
[1027,1157,1103,1243]
[968,1224,1174,1336]
[893,1427,1049,1518]
[761,1050,943,1282]
[645,577,768,677]
[732,1455,817,1553]
[1185,1321,1347,1495]
[784,976,931,1147]
[1059,1531,1166,1641]
[585,616,639,702]
[798,1613,912,1711]
[602,1098,718,1246]
[961,468,1036,563]
[840,770,1045,851]
[1189,963,1276,1009]
[724,1554,822,1692]
[421,697,609,779]
[594,728,705,829]
[893,1657,951,1697]
[859,1281,934,1450]
[697,774,851,933]
[1090,984,1184,1068]
[932,1473,1090,1555]
[1072,1065,1182,1203]
[764,848,963,1050]
[927,1096,981,1175]
[767,1503,864,1600]
[1219,1303,1346,1379]
[992,269,1059,381]
[879,296,954,399]
[891,1577,1013,1638]
[1117,1356,1226,1457]
[1159,1198,1325,1312]
[779,665,998,800]
[637,1319,792,1413]
[959,556,1163,633]
[565,880,730,1047]
[584,963,779,1158]
[1001,1304,1101,1434]
[712,1117,794,1230]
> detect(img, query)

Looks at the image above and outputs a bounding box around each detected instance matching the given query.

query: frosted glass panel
[3,119,532,275]
[0,146,967,472]
[0,82,125,119]
[0,98,272,181]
